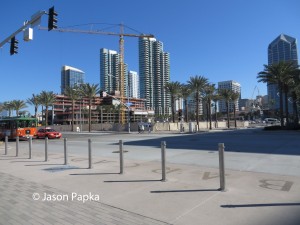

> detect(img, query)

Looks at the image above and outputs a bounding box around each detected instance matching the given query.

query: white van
[264,118,279,124]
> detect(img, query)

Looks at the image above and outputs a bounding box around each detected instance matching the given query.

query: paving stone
[0,172,170,225]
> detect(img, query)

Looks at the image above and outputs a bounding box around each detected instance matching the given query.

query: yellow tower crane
[39,24,154,124]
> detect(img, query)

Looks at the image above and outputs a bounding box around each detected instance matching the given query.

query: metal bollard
[161,141,167,182]
[29,137,32,159]
[45,137,48,162]
[119,140,124,174]
[218,143,226,191]
[64,138,68,165]
[88,139,92,169]
[16,136,19,157]
[5,136,8,155]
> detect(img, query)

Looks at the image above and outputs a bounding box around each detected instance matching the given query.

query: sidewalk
[1,143,300,225]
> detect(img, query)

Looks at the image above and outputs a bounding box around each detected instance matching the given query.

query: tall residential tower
[139,37,170,115]
[100,48,128,96]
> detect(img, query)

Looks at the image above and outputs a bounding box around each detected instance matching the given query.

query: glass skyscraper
[100,48,128,96]
[267,34,298,111]
[61,65,85,94]
[139,37,170,115]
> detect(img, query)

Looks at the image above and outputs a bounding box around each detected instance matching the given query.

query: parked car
[36,127,62,139]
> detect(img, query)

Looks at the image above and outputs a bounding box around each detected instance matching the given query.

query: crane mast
[39,24,154,124]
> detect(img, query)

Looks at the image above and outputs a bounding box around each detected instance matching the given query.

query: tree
[2,101,14,117]
[257,61,298,127]
[164,81,181,123]
[180,84,192,122]
[219,89,233,128]
[230,91,240,128]
[79,83,100,132]
[187,75,209,131]
[64,87,80,131]
[203,84,216,130]
[39,91,56,126]
[11,100,27,116]
[212,92,221,128]
[27,94,41,118]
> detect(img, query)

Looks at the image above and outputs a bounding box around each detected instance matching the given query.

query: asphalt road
[13,127,300,177]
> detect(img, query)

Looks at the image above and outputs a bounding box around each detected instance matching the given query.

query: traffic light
[10,37,18,55]
[129,111,134,122]
[48,6,58,31]
[178,109,182,121]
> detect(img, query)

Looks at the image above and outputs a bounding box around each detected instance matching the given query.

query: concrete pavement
[1,133,300,225]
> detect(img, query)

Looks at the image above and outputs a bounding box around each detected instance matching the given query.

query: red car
[36,128,62,139]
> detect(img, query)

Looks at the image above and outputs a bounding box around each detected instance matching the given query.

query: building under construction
[50,92,154,125]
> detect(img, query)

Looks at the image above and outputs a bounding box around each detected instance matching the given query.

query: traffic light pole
[0,10,46,48]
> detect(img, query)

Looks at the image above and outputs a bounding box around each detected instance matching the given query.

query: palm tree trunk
[208,100,212,130]
[196,93,200,131]
[215,102,218,128]
[234,103,237,128]
[171,96,175,123]
[71,100,75,132]
[226,101,230,128]
[279,89,284,127]
[89,101,92,132]
[184,99,188,122]
[45,107,48,127]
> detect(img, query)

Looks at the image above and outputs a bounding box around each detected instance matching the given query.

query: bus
[0,117,38,140]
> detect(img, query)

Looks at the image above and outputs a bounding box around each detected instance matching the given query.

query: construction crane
[39,24,154,124]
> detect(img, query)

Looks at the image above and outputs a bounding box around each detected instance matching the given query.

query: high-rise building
[128,71,140,98]
[139,37,170,114]
[267,34,298,111]
[218,80,241,113]
[100,48,128,96]
[61,65,85,94]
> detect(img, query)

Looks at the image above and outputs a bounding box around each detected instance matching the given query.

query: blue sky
[1,0,300,114]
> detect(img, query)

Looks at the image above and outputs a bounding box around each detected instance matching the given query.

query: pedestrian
[148,124,151,133]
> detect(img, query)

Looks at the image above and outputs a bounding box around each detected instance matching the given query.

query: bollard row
[2,136,226,191]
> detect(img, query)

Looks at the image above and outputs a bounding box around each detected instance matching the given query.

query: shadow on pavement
[221,203,300,208]
[121,129,300,155]
[151,188,220,193]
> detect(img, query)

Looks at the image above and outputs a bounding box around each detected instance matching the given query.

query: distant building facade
[61,65,85,94]
[100,48,128,97]
[139,37,170,115]
[267,34,298,111]
[218,80,241,113]
[128,71,140,98]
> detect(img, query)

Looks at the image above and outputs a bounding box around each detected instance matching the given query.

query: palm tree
[230,91,240,128]
[219,89,233,128]
[39,91,56,126]
[180,84,192,122]
[289,68,300,125]
[64,87,80,131]
[212,92,221,128]
[203,84,216,130]
[164,81,181,123]
[257,61,298,127]
[11,100,27,116]
[79,83,100,132]
[187,75,209,130]
[27,94,41,118]
[3,101,14,117]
